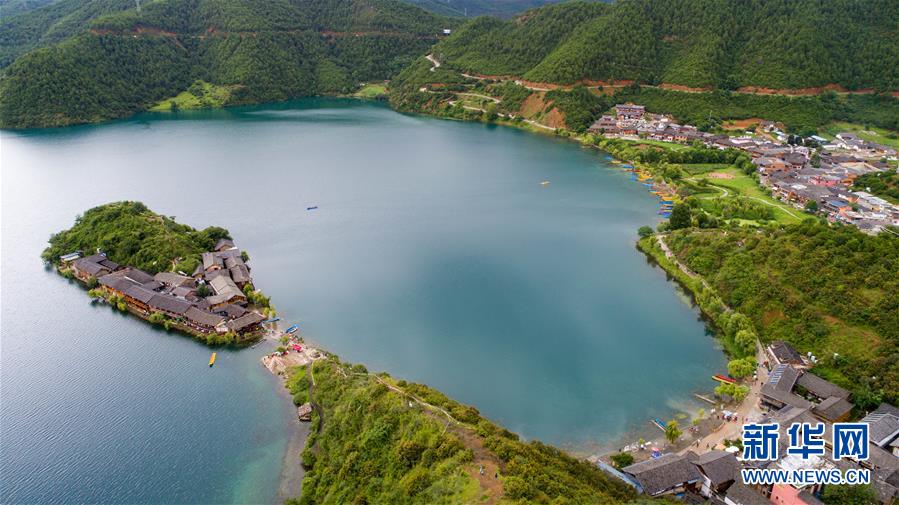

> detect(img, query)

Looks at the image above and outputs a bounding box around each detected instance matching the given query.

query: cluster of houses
[64,238,265,336]
[616,340,899,504]
[588,105,899,234]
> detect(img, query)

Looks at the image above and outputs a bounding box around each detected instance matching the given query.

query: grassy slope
[290,356,638,504]
[149,81,236,112]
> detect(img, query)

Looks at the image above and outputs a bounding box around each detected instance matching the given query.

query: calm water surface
[1,99,725,503]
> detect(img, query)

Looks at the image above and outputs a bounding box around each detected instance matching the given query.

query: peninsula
[42,201,640,504]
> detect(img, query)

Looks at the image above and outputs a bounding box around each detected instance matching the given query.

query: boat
[209,353,217,367]
[713,374,737,384]
[540,181,550,186]
[285,325,299,334]
[306,206,318,211]
[262,317,280,324]
[652,418,666,431]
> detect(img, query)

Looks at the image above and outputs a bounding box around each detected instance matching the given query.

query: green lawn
[149,81,232,112]
[691,167,802,224]
[820,121,899,150]
[678,163,731,175]
[353,83,387,98]
[631,139,691,151]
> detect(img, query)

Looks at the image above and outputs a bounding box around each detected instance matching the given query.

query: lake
[1,98,725,503]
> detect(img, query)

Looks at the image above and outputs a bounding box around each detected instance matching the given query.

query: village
[59,238,267,342]
[595,339,899,504]
[588,104,899,234]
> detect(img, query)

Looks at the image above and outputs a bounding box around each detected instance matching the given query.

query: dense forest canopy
[402,0,566,18]
[42,201,230,275]
[0,0,456,128]
[434,0,899,91]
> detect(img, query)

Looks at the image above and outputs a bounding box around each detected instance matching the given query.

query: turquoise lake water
[1,98,725,503]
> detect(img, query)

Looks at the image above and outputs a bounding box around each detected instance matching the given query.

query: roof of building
[861,404,899,447]
[690,450,740,486]
[768,341,804,365]
[141,280,163,291]
[796,372,850,400]
[214,238,235,251]
[215,248,242,259]
[767,364,800,392]
[153,271,195,288]
[226,312,265,332]
[120,267,154,284]
[622,453,701,496]
[204,269,230,282]
[202,252,223,271]
[148,294,192,315]
[812,396,854,422]
[124,285,157,304]
[218,304,247,319]
[184,306,226,327]
[224,255,244,269]
[725,482,770,505]
[74,258,112,276]
[210,275,243,298]
[171,286,197,299]
[761,384,814,409]
[98,273,139,293]
[229,264,251,284]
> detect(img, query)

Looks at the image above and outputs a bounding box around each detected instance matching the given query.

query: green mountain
[0,0,55,18]
[0,0,136,68]
[433,0,899,91]
[402,0,564,18]
[0,0,455,128]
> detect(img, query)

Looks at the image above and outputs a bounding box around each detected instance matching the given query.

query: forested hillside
[402,0,563,18]
[0,0,455,128]
[0,0,135,67]
[433,0,899,91]
[664,223,899,408]
[41,201,230,275]
[286,356,637,504]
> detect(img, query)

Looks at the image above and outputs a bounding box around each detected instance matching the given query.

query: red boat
[713,374,737,384]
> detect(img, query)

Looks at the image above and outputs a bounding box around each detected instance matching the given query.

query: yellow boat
[540,181,550,186]
[209,352,216,367]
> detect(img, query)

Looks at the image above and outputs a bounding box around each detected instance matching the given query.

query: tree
[728,358,756,378]
[638,225,654,238]
[610,452,634,469]
[805,200,819,213]
[196,283,211,297]
[669,204,692,230]
[86,276,98,288]
[665,420,681,444]
[734,329,757,357]
[821,484,877,504]
[731,385,749,402]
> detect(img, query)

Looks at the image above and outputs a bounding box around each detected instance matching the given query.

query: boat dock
[651,418,666,431]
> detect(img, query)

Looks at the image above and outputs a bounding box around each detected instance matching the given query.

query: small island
[43,201,274,346]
